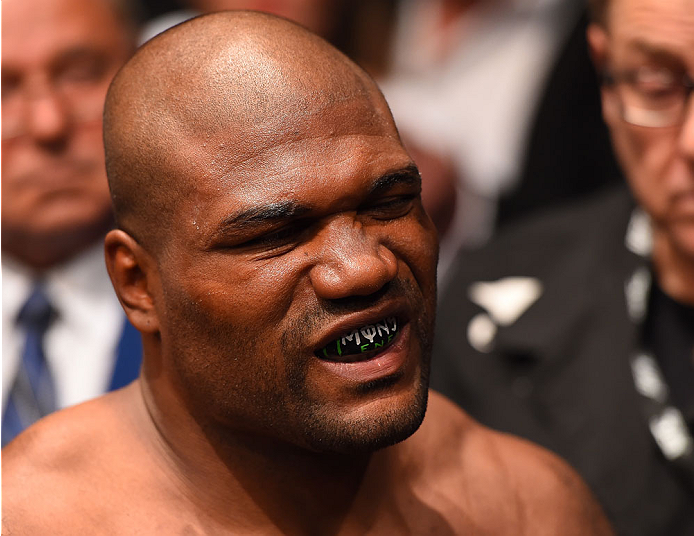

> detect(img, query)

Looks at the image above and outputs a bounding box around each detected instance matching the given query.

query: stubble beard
[279,278,435,455]
[168,277,435,456]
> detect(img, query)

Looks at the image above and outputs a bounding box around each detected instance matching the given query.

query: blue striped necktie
[2,285,56,447]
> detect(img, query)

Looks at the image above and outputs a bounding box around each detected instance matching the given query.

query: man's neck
[136,375,375,535]
[652,229,694,306]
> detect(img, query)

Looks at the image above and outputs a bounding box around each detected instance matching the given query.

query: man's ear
[586,23,608,76]
[586,23,617,125]
[104,229,161,334]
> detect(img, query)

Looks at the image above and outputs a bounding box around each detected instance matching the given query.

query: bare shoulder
[400,391,614,535]
[2,389,137,534]
[484,429,614,535]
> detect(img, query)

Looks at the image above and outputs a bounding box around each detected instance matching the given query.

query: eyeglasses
[602,66,694,128]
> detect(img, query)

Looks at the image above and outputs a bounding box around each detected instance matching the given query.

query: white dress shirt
[2,241,126,410]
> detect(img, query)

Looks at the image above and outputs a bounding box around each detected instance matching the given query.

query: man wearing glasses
[1,0,141,447]
[431,0,694,534]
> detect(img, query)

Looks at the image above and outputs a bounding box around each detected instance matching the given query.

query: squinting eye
[241,223,310,255]
[365,195,417,220]
[55,58,109,88]
[633,67,682,99]
[637,66,674,85]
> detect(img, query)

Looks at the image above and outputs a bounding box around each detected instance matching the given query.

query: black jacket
[431,186,694,536]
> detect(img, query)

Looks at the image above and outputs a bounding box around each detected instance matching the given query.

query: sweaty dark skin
[2,12,614,535]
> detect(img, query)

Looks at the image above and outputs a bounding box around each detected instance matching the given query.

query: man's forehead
[201,127,408,197]
[174,129,412,231]
[212,163,421,231]
[2,0,125,61]
[167,55,385,144]
[174,89,400,184]
[104,10,405,249]
[608,0,694,57]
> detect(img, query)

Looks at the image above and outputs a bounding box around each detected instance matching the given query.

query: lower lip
[315,323,412,383]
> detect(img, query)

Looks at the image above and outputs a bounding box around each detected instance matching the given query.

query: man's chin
[299,383,430,455]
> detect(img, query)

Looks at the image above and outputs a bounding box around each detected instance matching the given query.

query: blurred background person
[380,0,621,280]
[430,0,694,533]
[2,0,142,446]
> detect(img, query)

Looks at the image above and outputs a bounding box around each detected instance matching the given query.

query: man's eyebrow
[212,164,420,236]
[629,39,686,67]
[368,164,421,196]
[52,46,109,67]
[215,201,312,233]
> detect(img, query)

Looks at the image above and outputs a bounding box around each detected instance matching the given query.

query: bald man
[2,12,613,535]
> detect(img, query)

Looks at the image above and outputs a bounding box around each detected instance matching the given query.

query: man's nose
[25,85,70,144]
[309,216,398,300]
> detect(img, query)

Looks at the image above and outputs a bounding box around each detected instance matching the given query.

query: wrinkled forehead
[171,121,412,250]
[156,40,399,183]
[607,0,694,66]
[167,39,384,137]
[173,87,403,203]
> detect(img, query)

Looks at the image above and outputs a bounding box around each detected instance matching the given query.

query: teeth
[317,317,399,361]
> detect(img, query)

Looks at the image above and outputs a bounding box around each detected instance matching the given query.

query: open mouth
[315,317,400,363]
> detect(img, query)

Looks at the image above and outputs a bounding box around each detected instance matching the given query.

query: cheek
[611,125,677,217]
[387,215,439,302]
[672,225,694,258]
[156,258,315,429]
[157,263,279,382]
[175,254,306,333]
[72,121,108,162]
[409,211,439,271]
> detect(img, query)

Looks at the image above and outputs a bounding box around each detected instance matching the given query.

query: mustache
[279,276,435,398]
[282,278,424,348]
[319,280,401,316]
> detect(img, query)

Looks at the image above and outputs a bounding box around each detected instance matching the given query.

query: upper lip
[311,299,410,355]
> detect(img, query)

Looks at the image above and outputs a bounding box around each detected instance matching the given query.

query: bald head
[104,11,396,253]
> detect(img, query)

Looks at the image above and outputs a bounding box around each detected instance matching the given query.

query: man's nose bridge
[314,214,395,280]
[319,215,378,259]
[309,214,397,299]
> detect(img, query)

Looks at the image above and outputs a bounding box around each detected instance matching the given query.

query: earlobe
[104,229,161,334]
